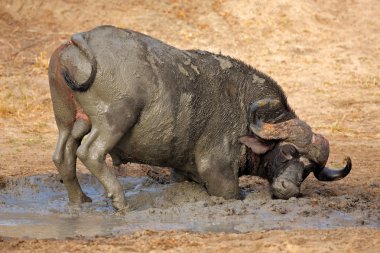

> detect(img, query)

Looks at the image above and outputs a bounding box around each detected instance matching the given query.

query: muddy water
[0,173,378,239]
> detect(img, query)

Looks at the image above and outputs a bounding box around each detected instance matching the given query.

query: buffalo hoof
[113,201,130,212]
[110,193,129,211]
[68,193,92,205]
[81,194,93,203]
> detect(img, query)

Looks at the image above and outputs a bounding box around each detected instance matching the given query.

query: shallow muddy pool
[0,173,378,239]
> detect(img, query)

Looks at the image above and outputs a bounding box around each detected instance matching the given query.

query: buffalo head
[239,99,351,199]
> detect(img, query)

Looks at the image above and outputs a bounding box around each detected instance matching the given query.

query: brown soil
[1,229,379,253]
[0,0,379,252]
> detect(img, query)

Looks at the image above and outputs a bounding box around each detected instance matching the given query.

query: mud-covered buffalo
[49,26,351,210]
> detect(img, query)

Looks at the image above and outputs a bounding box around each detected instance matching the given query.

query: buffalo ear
[238,135,274,155]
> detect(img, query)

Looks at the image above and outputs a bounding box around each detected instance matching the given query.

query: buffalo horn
[313,157,352,181]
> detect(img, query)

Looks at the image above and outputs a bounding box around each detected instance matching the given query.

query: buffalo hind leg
[77,129,128,210]
[53,119,92,204]
[76,99,143,210]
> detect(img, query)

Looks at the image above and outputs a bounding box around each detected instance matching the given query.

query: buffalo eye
[280,145,299,160]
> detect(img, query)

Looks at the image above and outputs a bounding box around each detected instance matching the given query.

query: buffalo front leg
[53,125,91,204]
[196,153,240,199]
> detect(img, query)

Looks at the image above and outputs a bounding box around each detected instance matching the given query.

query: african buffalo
[48,25,351,210]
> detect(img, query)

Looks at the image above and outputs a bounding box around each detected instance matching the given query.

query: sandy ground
[0,0,379,252]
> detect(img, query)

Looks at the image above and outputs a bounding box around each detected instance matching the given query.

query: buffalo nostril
[271,178,300,200]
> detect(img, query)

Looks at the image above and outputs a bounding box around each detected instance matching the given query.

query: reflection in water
[0,174,378,239]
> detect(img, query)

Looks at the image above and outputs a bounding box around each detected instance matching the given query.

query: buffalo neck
[238,147,267,178]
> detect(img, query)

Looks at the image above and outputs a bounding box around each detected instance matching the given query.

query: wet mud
[0,173,378,239]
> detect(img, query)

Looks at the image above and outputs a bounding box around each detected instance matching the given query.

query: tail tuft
[62,64,96,92]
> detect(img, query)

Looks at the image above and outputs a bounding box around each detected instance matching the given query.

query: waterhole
[0,174,378,239]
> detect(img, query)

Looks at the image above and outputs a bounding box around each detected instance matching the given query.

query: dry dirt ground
[0,0,379,252]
